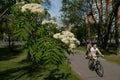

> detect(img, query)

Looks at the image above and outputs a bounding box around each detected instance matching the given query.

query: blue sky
[48,0,62,18]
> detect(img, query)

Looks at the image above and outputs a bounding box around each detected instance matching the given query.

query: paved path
[68,50,120,80]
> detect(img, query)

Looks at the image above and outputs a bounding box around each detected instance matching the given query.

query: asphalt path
[68,50,120,80]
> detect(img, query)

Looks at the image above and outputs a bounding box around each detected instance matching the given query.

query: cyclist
[90,44,104,65]
[90,44,104,59]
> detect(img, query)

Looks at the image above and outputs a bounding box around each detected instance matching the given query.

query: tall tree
[61,0,120,49]
[61,0,89,43]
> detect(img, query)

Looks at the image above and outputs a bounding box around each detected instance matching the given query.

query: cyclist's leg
[86,50,88,55]
[88,51,91,58]
[92,56,97,66]
[86,50,90,58]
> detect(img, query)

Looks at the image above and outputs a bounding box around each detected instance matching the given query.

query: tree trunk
[117,43,120,55]
[102,24,111,49]
[8,35,11,48]
[97,23,102,45]
[87,25,91,41]
[102,10,114,49]
[115,18,119,46]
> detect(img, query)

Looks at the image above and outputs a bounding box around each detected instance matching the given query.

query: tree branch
[0,8,9,18]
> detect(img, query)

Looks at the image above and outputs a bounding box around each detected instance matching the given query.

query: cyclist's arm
[97,49,104,56]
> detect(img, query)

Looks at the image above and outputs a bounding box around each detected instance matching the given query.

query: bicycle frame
[88,56,104,77]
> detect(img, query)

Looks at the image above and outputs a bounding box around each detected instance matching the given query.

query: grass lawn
[77,46,86,52]
[0,48,81,80]
[104,54,120,65]
[102,49,120,65]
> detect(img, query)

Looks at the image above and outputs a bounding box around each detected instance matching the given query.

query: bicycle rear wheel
[95,63,104,77]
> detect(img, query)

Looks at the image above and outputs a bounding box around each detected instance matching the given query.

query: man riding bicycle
[89,44,104,77]
[90,44,104,62]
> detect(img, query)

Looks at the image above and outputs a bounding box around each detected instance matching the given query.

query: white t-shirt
[90,47,99,57]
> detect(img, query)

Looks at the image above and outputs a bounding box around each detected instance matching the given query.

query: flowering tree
[53,31,80,52]
[0,0,82,80]
[17,3,63,64]
[9,0,80,66]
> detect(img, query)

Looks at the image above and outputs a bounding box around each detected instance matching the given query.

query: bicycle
[88,55,104,77]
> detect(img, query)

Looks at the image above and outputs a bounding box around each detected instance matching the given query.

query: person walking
[85,41,92,58]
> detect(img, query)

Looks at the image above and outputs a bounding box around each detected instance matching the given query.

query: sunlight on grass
[0,50,27,71]
[104,55,120,65]
[101,49,120,65]
[0,49,81,80]
[77,46,86,52]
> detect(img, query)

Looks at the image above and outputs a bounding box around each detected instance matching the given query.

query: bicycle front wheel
[95,63,104,77]
[88,59,94,70]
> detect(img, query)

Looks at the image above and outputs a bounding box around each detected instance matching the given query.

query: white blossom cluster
[42,20,57,26]
[53,31,80,51]
[21,3,44,14]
